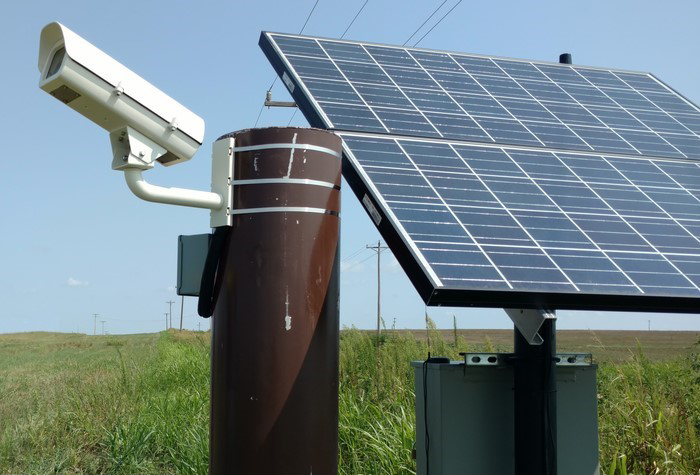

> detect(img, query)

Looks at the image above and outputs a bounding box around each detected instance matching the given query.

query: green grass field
[1,329,699,474]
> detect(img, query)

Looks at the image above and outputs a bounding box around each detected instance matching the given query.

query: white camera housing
[38,22,205,168]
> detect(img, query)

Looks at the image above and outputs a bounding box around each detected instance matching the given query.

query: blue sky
[2,0,700,334]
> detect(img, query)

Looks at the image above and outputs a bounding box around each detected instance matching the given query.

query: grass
[0,328,699,474]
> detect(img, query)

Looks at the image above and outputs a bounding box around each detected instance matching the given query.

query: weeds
[0,330,698,474]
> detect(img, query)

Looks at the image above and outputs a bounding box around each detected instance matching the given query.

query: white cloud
[67,277,88,287]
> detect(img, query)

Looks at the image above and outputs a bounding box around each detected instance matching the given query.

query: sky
[2,0,700,335]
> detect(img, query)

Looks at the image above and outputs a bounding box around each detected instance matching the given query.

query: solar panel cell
[261,32,700,309]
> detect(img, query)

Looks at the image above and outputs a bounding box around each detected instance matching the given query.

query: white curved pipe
[123,168,223,210]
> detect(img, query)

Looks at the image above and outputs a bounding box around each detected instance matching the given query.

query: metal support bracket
[264,91,297,108]
[210,137,234,227]
[505,308,556,346]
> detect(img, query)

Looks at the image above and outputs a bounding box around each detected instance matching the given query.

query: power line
[403,0,447,46]
[342,244,371,263]
[342,251,376,272]
[414,0,463,47]
[254,0,321,128]
[341,0,369,39]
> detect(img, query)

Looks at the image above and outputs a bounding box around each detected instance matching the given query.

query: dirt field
[377,329,700,363]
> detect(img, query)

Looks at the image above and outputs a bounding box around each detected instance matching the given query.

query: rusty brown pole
[209,127,342,475]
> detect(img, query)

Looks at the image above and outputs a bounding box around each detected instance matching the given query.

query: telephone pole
[166,300,175,329]
[93,313,99,336]
[366,240,388,337]
[165,313,169,331]
[100,320,106,335]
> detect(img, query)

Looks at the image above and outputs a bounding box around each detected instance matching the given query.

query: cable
[286,108,299,126]
[342,252,376,271]
[341,0,369,39]
[286,0,369,127]
[423,352,432,475]
[342,245,371,263]
[414,0,463,47]
[254,0,321,128]
[403,0,447,46]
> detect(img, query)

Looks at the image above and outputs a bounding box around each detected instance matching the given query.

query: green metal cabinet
[412,360,599,475]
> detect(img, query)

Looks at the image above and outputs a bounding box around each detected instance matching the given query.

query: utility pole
[366,240,388,337]
[100,320,106,335]
[93,313,99,336]
[198,322,201,332]
[166,300,175,329]
[165,313,169,331]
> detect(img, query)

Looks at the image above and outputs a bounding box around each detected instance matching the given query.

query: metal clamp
[505,308,556,346]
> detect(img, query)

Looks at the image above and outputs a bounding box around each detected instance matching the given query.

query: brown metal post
[209,127,342,475]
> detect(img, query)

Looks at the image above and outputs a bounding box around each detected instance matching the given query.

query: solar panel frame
[259,32,700,312]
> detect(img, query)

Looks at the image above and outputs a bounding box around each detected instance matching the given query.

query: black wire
[423,352,431,475]
[286,108,298,126]
[341,0,369,39]
[341,252,376,271]
[254,0,320,128]
[403,0,447,46]
[299,0,321,34]
[253,102,266,128]
[414,0,463,47]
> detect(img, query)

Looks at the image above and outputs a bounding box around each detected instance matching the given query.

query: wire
[414,0,463,47]
[403,0,447,46]
[423,352,431,475]
[286,108,299,126]
[342,252,376,271]
[254,0,321,128]
[342,245,371,263]
[341,0,369,39]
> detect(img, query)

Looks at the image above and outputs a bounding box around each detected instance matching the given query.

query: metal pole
[366,241,387,337]
[180,296,184,331]
[377,240,381,335]
[209,127,342,475]
[93,313,98,336]
[513,318,557,475]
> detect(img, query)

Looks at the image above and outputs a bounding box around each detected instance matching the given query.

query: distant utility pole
[166,300,175,328]
[100,320,106,335]
[180,296,184,331]
[366,240,388,337]
[93,314,99,336]
[165,313,169,331]
[198,322,201,332]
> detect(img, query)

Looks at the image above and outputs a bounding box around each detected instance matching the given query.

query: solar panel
[260,32,700,311]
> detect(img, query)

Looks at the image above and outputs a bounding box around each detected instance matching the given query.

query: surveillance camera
[38,22,204,168]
